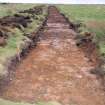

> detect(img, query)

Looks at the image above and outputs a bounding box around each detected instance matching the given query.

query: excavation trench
[0,6,105,105]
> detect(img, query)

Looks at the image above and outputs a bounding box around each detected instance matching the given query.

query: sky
[0,0,105,4]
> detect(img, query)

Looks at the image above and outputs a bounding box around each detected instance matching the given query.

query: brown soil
[0,6,105,105]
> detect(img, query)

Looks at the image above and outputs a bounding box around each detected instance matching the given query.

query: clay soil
[0,6,105,105]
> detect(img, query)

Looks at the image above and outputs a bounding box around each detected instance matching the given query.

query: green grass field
[58,4,105,55]
[0,3,38,17]
[0,98,61,105]
[58,5,105,21]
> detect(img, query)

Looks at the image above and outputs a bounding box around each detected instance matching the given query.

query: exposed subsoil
[0,6,105,105]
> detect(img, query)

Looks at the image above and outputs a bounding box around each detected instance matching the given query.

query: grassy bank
[0,4,47,78]
[58,5,105,56]
[0,98,61,105]
[0,4,38,17]
[58,5,105,21]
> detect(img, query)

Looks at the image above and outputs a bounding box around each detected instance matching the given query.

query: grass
[0,98,61,105]
[0,3,38,17]
[58,4,105,55]
[86,21,105,40]
[0,98,33,105]
[24,14,46,33]
[0,15,45,58]
[0,28,26,76]
[0,28,24,59]
[58,5,105,21]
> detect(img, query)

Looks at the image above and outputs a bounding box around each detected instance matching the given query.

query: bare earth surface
[1,6,105,105]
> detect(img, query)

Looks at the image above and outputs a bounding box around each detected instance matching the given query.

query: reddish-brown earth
[1,6,105,105]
